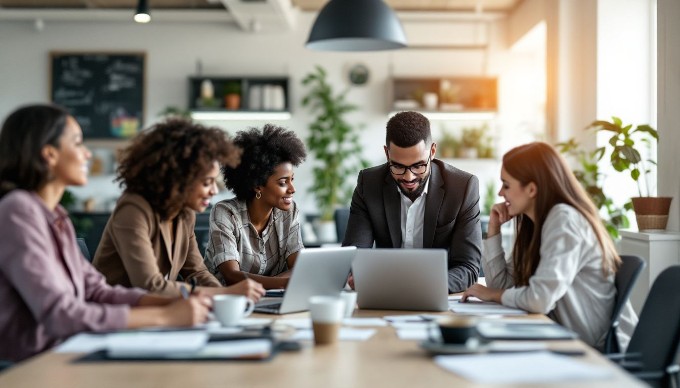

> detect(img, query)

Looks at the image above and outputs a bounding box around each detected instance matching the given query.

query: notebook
[352,249,449,311]
[475,321,578,340]
[254,246,356,314]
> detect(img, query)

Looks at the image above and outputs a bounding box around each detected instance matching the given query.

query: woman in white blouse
[462,142,637,351]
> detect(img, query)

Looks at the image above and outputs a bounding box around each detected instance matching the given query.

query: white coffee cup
[213,295,254,327]
[309,296,345,345]
[339,291,357,318]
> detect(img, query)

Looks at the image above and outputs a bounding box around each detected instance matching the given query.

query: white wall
[658,0,680,231]
[0,12,545,215]
[596,0,656,210]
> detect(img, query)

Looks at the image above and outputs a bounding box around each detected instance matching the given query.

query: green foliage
[60,189,77,210]
[301,65,369,221]
[158,106,192,119]
[587,117,658,197]
[556,139,632,239]
[224,82,241,95]
[483,180,496,216]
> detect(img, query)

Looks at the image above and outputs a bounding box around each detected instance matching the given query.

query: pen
[180,284,190,300]
[189,278,197,295]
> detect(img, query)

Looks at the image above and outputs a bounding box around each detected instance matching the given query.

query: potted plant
[438,130,459,159]
[224,81,241,110]
[557,139,631,239]
[301,65,369,241]
[587,117,670,231]
[458,126,484,158]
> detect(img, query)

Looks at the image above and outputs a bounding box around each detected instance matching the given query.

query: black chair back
[334,207,350,243]
[626,265,680,387]
[604,255,645,354]
[76,237,92,262]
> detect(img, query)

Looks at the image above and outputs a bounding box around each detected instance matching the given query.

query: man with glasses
[342,111,481,292]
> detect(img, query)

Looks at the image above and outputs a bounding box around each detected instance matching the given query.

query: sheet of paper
[290,328,376,341]
[434,352,613,384]
[383,314,429,323]
[274,318,311,329]
[342,318,388,327]
[396,328,429,341]
[191,339,271,359]
[449,300,527,315]
[55,333,107,353]
[106,331,209,357]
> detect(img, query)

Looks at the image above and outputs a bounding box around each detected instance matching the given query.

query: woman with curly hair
[0,105,213,362]
[204,124,307,289]
[93,119,265,301]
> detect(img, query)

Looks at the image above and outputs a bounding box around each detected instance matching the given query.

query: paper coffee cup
[309,296,345,345]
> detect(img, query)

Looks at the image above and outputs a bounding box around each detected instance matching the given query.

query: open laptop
[254,246,356,314]
[352,249,449,311]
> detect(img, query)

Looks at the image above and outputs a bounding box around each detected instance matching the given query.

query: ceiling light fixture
[134,0,151,23]
[306,0,407,51]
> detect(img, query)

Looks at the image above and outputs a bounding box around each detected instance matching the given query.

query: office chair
[609,265,680,388]
[334,207,350,243]
[76,237,92,262]
[193,227,210,257]
[603,254,645,354]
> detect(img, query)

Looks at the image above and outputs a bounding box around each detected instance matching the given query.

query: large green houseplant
[301,65,368,228]
[557,139,631,239]
[587,117,670,230]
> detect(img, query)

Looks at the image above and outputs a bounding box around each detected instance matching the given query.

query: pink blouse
[0,190,146,362]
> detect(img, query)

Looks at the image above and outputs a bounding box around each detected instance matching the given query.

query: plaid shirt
[204,198,303,285]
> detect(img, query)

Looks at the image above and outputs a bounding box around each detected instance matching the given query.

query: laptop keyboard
[255,302,282,314]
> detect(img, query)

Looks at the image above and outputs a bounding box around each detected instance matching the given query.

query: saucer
[419,340,491,355]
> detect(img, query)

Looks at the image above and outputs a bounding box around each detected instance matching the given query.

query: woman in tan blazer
[93,119,264,300]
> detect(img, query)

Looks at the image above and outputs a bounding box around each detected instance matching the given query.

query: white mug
[212,295,254,327]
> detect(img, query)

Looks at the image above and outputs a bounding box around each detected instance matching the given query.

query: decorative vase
[313,220,337,243]
[631,197,673,231]
[457,147,478,159]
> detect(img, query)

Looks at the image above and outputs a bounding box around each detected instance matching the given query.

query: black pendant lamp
[134,0,151,23]
[306,0,407,51]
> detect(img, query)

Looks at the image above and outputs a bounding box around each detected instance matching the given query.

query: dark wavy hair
[386,111,432,148]
[503,142,620,286]
[223,124,306,201]
[0,104,69,198]
[117,118,241,220]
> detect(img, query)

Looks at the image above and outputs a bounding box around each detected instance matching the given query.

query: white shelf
[389,110,496,121]
[190,111,291,121]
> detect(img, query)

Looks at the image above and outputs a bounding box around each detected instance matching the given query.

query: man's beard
[396,172,429,202]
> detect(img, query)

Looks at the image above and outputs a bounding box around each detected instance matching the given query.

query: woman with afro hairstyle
[93,119,265,301]
[204,124,307,289]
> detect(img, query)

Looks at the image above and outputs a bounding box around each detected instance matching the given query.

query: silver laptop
[352,249,449,311]
[254,246,356,314]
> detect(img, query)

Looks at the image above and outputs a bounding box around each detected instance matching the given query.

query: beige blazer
[93,192,221,296]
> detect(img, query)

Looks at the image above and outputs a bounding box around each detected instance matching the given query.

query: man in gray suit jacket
[342,111,482,292]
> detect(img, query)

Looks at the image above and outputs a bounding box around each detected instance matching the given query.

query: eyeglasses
[389,155,431,175]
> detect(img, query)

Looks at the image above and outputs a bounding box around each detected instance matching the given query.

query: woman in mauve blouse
[0,104,212,363]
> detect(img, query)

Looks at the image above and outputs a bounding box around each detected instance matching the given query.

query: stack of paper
[106,331,209,358]
[434,352,613,384]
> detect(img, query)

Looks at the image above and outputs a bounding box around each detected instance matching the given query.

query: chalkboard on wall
[50,52,145,139]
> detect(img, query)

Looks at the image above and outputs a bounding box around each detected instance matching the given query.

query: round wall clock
[348,64,370,85]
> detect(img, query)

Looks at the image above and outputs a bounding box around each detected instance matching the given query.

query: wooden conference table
[0,309,643,388]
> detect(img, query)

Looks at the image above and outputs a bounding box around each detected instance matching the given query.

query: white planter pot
[314,220,337,243]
